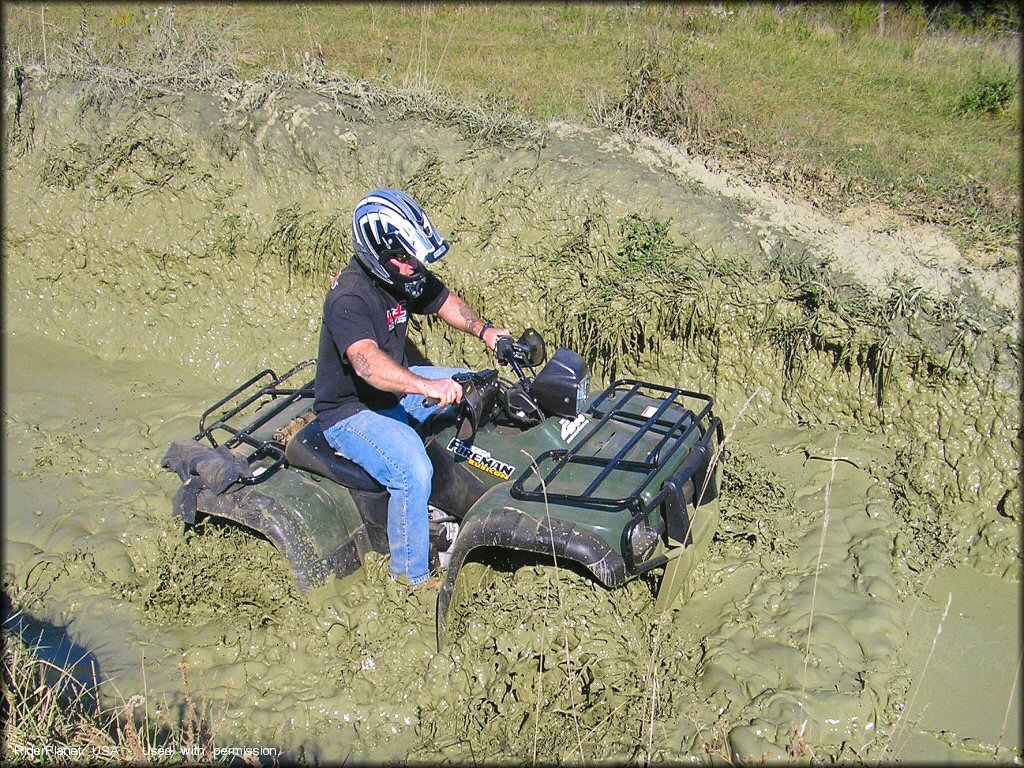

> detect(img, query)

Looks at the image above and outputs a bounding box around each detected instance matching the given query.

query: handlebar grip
[495,335,514,361]
[423,397,441,407]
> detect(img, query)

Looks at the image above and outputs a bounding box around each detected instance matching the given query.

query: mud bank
[3,71,1020,763]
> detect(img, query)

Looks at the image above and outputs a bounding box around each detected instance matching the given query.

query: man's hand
[422,377,463,407]
[482,325,512,352]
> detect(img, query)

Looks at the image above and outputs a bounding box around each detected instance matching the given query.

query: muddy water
[3,76,1020,762]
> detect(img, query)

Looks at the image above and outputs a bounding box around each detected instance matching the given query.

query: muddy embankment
[3,69,1020,764]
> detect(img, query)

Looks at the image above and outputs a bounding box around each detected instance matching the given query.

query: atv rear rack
[512,379,723,571]
[195,359,315,484]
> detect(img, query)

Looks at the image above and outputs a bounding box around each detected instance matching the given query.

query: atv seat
[285,420,385,492]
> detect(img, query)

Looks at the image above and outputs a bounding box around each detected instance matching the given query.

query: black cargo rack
[511,379,723,572]
[194,359,315,484]
[512,379,714,509]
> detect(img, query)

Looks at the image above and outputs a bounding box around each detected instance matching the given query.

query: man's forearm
[437,293,487,338]
[348,342,431,395]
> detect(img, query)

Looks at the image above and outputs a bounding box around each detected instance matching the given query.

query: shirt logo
[386,303,408,331]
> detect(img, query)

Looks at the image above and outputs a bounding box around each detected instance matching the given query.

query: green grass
[2,2,1019,255]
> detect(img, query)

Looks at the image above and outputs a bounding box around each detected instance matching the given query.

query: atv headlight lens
[629,521,660,563]
[530,348,590,418]
[576,372,590,415]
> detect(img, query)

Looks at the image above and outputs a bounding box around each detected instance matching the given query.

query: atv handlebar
[494,335,515,362]
[495,329,546,386]
[422,329,545,408]
[419,328,549,434]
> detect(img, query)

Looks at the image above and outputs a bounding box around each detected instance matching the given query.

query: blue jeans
[322,366,468,585]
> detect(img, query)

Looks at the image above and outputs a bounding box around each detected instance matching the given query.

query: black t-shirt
[314,258,449,428]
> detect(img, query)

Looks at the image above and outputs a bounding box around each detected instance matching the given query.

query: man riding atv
[162,191,725,644]
[315,188,511,589]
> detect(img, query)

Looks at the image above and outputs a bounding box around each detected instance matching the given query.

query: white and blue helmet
[351,188,449,297]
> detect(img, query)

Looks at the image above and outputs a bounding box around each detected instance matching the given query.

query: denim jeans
[322,366,468,585]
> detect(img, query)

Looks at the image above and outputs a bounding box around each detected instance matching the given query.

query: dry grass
[881,591,954,759]
[518,447,585,764]
[3,4,241,104]
[794,434,841,758]
[1,624,227,765]
[996,649,1023,759]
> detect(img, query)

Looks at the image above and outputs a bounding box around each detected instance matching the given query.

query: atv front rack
[511,379,724,571]
[195,359,315,484]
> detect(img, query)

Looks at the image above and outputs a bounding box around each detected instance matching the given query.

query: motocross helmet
[351,188,449,298]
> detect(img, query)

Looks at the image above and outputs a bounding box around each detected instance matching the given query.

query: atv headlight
[529,348,590,418]
[629,520,660,563]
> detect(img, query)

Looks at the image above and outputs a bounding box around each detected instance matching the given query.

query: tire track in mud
[3,75,1019,762]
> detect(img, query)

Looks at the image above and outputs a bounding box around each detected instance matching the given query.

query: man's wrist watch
[478,321,494,341]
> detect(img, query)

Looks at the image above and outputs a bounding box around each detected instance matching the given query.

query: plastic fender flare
[197,488,365,593]
[435,506,627,648]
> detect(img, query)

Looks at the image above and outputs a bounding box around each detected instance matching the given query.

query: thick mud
[3,72,1020,763]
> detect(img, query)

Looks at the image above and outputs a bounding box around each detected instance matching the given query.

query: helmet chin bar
[382,259,427,298]
[400,273,426,298]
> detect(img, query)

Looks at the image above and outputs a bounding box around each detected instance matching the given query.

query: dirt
[2,71,1020,764]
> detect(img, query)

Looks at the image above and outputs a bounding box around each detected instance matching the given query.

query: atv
[161,331,724,646]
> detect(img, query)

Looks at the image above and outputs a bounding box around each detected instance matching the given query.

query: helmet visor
[389,214,448,265]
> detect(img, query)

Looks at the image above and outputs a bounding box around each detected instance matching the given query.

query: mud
[2,71,1020,763]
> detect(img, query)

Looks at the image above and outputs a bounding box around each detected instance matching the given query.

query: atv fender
[196,485,369,594]
[436,506,627,647]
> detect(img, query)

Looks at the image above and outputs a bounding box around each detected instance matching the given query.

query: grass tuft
[260,205,348,290]
[596,41,718,149]
[1,624,225,765]
[955,73,1017,116]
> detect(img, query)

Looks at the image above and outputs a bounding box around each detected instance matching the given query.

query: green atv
[161,331,724,646]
